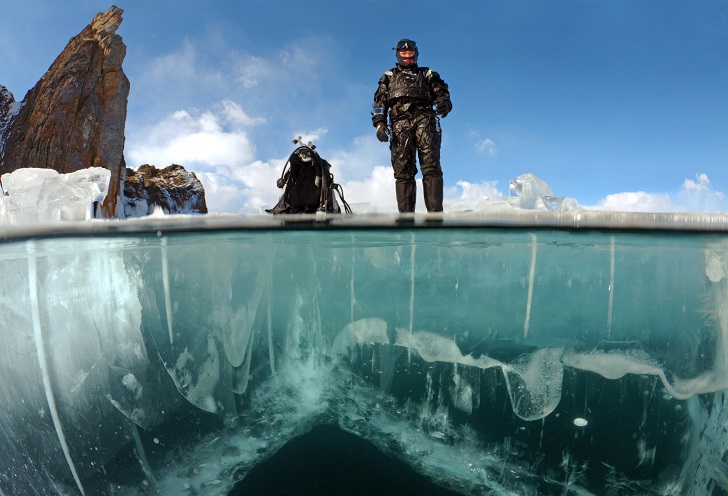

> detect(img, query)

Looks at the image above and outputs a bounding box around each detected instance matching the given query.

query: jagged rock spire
[0,5,129,216]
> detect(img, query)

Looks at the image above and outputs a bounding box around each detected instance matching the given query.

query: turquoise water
[1,213,727,495]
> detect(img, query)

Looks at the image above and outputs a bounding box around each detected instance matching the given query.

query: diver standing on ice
[371,38,452,212]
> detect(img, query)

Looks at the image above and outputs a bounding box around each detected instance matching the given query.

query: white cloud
[593,191,673,212]
[337,165,398,213]
[677,173,726,212]
[591,173,726,213]
[194,172,260,213]
[278,48,312,72]
[326,135,391,183]
[127,104,259,170]
[452,180,503,202]
[292,128,328,147]
[335,171,508,214]
[221,100,265,126]
[234,45,324,90]
[233,37,332,98]
[684,173,711,192]
[196,161,283,214]
[236,55,274,89]
[442,180,507,211]
[134,128,252,170]
[475,138,497,157]
[126,100,282,214]
[141,40,200,84]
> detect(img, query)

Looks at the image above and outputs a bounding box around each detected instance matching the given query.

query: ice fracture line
[27,241,86,496]
[524,233,537,339]
[161,236,174,345]
[608,235,615,335]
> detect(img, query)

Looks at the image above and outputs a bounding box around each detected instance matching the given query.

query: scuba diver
[372,38,452,212]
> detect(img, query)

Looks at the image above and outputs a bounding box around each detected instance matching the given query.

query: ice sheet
[1,216,728,495]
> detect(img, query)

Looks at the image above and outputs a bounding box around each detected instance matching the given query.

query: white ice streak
[607,235,615,334]
[524,233,537,338]
[161,236,174,345]
[27,241,86,496]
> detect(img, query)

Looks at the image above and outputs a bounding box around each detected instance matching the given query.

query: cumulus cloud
[442,180,508,212]
[221,100,265,126]
[195,159,286,214]
[326,135,391,183]
[593,191,673,212]
[127,101,261,170]
[337,165,398,213]
[127,100,284,214]
[453,180,503,201]
[591,173,726,213]
[336,174,508,214]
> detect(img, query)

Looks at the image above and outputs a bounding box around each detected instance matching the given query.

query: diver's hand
[434,100,451,118]
[376,123,390,142]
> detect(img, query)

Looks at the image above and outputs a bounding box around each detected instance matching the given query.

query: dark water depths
[230,424,464,496]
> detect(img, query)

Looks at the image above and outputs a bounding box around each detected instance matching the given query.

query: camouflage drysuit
[372,64,452,212]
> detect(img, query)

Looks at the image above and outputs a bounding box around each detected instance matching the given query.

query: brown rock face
[124,164,208,215]
[0,6,129,216]
[1,6,209,219]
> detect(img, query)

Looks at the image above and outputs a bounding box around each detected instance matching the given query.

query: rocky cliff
[124,164,208,216]
[0,5,207,218]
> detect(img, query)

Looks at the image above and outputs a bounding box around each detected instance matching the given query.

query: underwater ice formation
[1,213,728,495]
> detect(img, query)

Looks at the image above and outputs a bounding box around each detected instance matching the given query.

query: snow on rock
[123,164,207,217]
[0,84,22,160]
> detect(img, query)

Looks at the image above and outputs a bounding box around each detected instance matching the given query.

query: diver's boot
[395,179,417,213]
[423,176,443,212]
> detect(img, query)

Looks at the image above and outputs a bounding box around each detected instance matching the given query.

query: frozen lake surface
[1,211,727,495]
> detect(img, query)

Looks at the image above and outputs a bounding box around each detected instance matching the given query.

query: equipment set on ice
[266,139,351,215]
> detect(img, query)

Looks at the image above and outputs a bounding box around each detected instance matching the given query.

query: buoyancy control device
[266,139,351,214]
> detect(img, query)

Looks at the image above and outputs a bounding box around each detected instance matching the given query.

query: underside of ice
[1,218,728,495]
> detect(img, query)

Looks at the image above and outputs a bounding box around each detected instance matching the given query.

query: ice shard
[0,211,727,495]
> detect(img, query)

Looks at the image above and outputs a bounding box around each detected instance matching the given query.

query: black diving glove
[375,123,389,142]
[435,100,451,118]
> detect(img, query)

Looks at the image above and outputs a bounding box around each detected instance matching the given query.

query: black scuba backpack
[266,142,351,214]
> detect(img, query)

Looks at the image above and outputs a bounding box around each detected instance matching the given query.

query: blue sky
[1,0,727,213]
